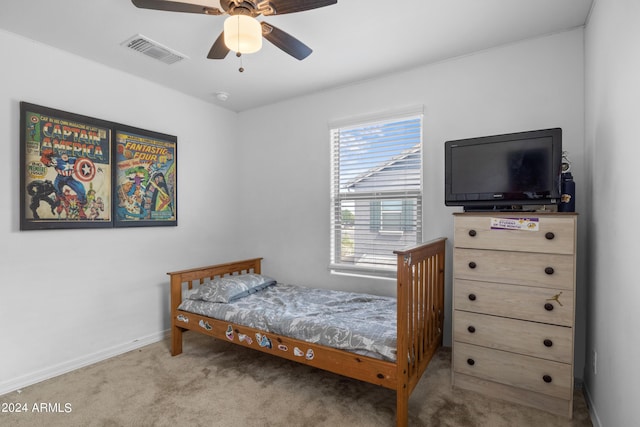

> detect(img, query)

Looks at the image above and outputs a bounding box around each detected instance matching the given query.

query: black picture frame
[20,102,114,230]
[113,124,177,228]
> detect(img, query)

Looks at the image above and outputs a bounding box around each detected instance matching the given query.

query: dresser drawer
[454,248,574,290]
[454,279,574,326]
[453,342,572,399]
[454,215,575,254]
[454,311,573,363]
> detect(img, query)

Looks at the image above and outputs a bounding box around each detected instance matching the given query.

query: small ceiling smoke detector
[121,34,188,65]
[215,92,230,101]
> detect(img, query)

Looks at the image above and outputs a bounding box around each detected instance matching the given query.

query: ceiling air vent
[122,34,188,65]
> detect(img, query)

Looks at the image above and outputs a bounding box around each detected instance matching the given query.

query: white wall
[0,30,242,394]
[584,1,640,425]
[1,25,590,395]
[236,29,587,378]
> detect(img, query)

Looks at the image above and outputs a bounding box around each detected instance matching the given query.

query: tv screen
[444,128,562,210]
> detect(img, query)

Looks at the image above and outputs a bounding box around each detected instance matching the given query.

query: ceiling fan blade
[131,0,223,15]
[261,22,312,60]
[268,0,337,15]
[207,32,230,59]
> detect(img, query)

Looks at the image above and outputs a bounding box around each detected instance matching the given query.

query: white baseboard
[0,329,169,397]
[582,383,602,427]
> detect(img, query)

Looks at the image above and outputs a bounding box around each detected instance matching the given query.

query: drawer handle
[544,303,554,311]
[468,261,477,269]
[468,229,477,237]
[545,232,555,240]
[545,267,555,275]
[543,339,553,347]
[468,294,477,301]
[543,375,553,383]
[467,326,476,333]
[467,358,475,366]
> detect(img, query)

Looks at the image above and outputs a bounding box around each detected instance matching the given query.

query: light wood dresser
[451,212,577,418]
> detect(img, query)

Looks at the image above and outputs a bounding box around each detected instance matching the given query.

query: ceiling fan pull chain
[236,17,245,72]
[238,53,245,73]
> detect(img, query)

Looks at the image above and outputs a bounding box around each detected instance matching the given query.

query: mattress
[178,282,397,362]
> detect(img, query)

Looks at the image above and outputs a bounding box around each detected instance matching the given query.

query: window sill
[329,264,396,281]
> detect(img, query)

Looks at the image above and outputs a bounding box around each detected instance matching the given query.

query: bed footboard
[394,237,447,427]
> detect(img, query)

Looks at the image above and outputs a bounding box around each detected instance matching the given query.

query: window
[330,111,423,278]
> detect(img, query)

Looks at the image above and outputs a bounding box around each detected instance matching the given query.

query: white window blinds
[330,112,423,278]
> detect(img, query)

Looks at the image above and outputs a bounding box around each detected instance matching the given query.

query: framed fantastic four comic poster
[20,102,114,230]
[113,125,177,228]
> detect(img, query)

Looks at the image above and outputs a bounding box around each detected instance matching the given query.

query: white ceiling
[0,0,593,112]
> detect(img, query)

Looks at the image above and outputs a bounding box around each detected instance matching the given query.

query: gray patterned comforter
[178,283,398,361]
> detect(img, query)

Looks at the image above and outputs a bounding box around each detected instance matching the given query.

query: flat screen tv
[444,128,562,211]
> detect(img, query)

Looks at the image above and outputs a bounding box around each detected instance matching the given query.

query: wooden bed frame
[167,238,446,427]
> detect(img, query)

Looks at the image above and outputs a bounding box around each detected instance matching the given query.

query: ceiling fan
[131,0,337,61]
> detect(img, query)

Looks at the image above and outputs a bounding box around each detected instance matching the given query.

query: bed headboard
[167,257,263,308]
[167,257,262,287]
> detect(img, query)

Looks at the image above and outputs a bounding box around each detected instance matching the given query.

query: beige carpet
[1,332,592,426]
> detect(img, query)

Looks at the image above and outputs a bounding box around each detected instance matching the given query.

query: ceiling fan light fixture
[223,15,262,54]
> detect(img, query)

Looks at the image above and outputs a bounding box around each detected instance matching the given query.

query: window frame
[329,108,424,279]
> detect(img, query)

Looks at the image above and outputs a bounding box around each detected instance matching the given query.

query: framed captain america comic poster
[113,124,177,228]
[20,102,114,230]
